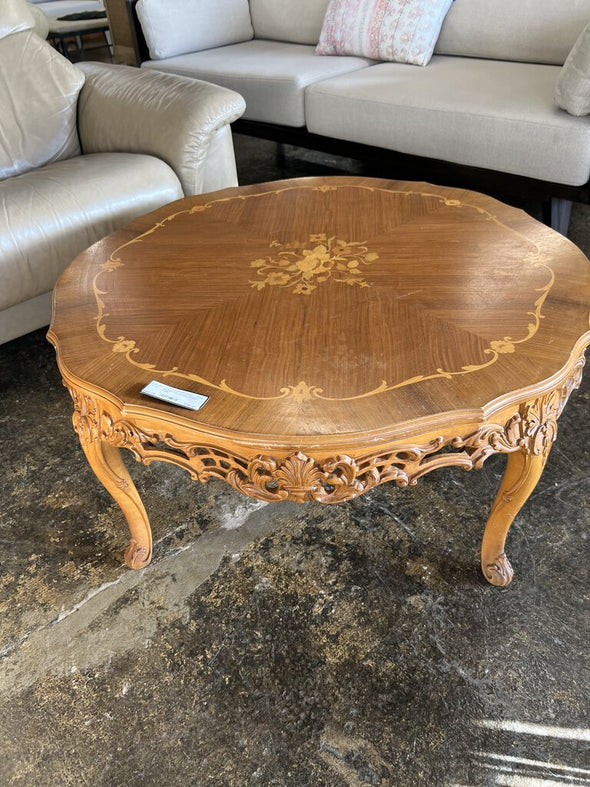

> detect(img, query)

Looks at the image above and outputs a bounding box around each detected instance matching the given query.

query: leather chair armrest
[76,62,246,195]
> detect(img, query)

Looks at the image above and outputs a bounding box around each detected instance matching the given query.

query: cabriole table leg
[481,448,549,587]
[80,439,153,569]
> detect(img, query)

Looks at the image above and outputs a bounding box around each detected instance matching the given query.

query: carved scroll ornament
[66,356,584,506]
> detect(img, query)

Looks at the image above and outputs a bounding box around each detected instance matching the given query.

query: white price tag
[141,380,209,411]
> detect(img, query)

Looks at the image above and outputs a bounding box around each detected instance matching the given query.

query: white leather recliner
[0,0,246,344]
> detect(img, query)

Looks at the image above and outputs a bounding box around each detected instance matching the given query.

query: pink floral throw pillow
[316,0,454,66]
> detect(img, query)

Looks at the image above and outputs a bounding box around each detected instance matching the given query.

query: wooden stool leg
[81,439,153,569]
[481,449,548,586]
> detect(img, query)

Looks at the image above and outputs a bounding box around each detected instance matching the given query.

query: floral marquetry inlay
[249,234,379,295]
[86,182,563,403]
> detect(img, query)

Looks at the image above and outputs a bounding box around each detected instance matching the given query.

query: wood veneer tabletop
[49,177,590,449]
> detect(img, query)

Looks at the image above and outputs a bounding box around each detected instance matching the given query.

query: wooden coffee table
[48,177,590,585]
[48,16,112,60]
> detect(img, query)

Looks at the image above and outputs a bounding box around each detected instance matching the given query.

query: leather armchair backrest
[27,3,50,39]
[0,20,85,179]
[0,0,35,38]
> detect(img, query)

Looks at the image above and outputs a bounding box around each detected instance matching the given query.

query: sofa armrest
[76,62,246,195]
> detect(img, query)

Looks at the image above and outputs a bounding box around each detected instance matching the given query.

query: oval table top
[49,177,590,451]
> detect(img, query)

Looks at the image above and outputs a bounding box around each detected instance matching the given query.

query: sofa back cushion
[137,0,253,60]
[555,23,590,117]
[435,0,590,65]
[250,0,330,45]
[0,31,84,179]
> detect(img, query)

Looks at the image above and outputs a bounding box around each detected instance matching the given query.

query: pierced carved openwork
[67,355,584,507]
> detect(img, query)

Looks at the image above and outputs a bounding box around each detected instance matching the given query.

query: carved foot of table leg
[481,449,548,587]
[80,439,153,569]
[482,551,514,587]
[124,539,152,570]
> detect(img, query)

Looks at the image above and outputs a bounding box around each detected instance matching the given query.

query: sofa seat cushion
[141,40,373,127]
[306,56,590,186]
[0,152,183,311]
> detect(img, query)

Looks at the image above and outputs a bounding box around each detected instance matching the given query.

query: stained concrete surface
[0,138,589,786]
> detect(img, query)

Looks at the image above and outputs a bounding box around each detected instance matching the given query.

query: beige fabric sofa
[135,0,590,233]
[0,0,246,345]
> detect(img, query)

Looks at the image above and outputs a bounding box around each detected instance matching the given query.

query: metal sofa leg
[549,198,573,235]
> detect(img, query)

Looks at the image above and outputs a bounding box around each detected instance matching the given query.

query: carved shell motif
[227,452,371,504]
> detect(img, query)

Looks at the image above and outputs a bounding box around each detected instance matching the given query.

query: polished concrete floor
[0,137,589,786]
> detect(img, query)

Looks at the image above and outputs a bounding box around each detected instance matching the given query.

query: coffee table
[48,177,590,586]
[48,16,112,60]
